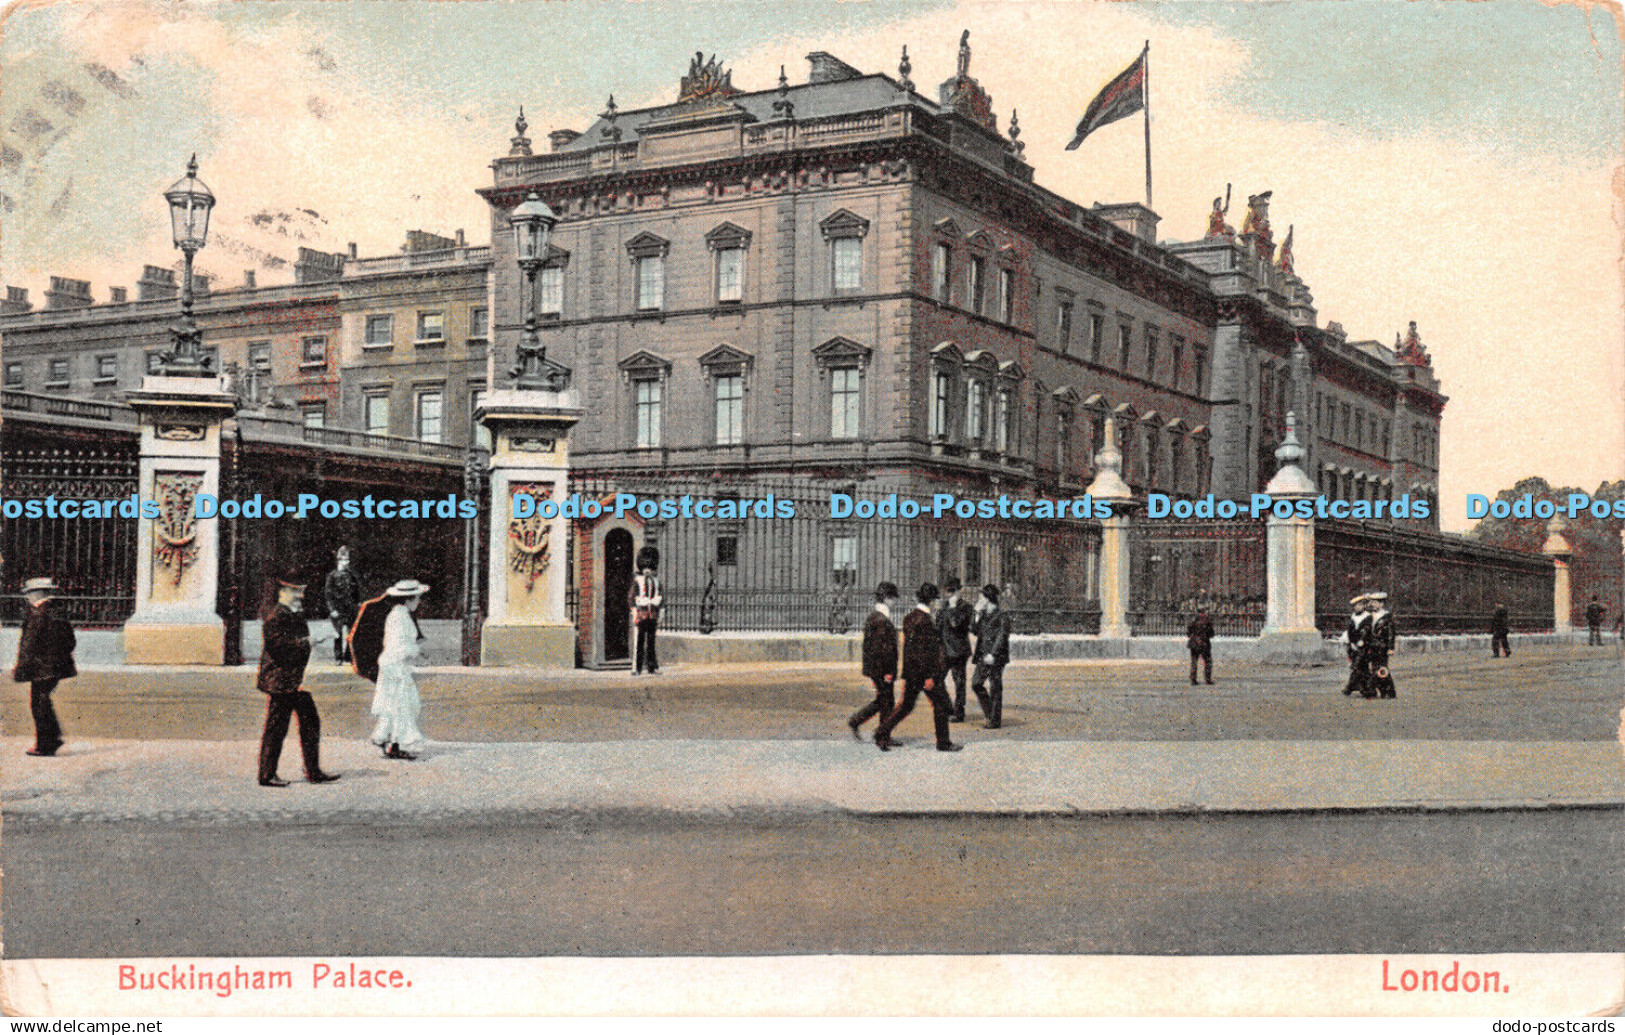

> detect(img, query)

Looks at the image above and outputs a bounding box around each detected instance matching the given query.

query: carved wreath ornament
[154,472,203,585]
[507,483,552,592]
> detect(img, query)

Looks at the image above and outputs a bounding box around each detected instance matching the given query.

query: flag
[1066,48,1147,150]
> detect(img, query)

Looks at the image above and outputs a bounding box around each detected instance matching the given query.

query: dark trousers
[849,676,894,731]
[1589,625,1602,645]
[634,619,660,673]
[1189,646,1213,684]
[1344,657,1370,697]
[876,674,952,748]
[1491,632,1511,657]
[258,691,322,781]
[971,661,1005,726]
[331,614,356,661]
[944,656,970,718]
[30,678,62,752]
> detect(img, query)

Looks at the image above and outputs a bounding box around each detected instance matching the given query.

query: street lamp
[161,154,216,376]
[509,191,564,390]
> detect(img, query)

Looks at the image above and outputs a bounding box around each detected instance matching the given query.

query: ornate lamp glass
[510,192,556,267]
[164,155,215,252]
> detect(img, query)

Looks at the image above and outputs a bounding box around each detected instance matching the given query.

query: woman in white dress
[371,579,429,760]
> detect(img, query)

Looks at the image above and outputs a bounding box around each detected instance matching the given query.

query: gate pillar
[1259,414,1321,663]
[1086,421,1136,641]
[475,384,583,667]
[1543,516,1573,638]
[123,375,237,664]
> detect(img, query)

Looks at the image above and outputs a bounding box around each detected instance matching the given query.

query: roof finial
[1009,108,1024,157]
[509,106,532,157]
[898,44,914,93]
[186,153,198,177]
[773,64,795,119]
[600,95,622,145]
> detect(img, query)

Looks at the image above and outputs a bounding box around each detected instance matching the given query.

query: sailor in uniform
[1341,594,1372,698]
[1366,592,1397,699]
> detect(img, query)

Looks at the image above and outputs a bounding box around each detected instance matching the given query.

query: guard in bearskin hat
[630,545,662,675]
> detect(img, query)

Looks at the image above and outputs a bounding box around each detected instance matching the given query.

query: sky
[1,0,1621,531]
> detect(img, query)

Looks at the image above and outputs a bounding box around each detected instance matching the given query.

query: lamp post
[508,191,564,390]
[161,155,216,376]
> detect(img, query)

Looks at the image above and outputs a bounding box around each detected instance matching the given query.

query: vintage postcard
[0,0,1621,1019]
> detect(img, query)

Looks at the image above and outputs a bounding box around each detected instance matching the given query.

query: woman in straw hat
[368,579,430,760]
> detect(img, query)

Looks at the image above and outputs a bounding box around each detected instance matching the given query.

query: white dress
[370,604,427,753]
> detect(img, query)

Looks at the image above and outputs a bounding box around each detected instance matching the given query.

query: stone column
[1543,516,1573,638]
[477,386,583,667]
[1258,413,1322,664]
[1086,421,1136,641]
[123,375,237,664]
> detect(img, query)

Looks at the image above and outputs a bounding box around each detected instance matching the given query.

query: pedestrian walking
[936,576,974,722]
[365,579,430,760]
[1585,596,1606,646]
[847,581,899,741]
[1186,605,1215,686]
[1342,594,1372,698]
[12,577,75,757]
[256,573,340,787]
[1366,592,1397,699]
[969,583,1011,729]
[874,582,961,752]
[324,545,362,663]
[1490,604,1511,658]
[630,547,662,676]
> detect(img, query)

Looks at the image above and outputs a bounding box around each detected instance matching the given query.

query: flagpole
[1142,40,1152,211]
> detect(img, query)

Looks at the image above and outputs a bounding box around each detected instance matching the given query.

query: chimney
[293,247,345,284]
[44,276,93,310]
[403,229,457,254]
[192,273,212,298]
[455,229,466,248]
[137,265,178,301]
[243,270,257,289]
[549,128,581,151]
[805,52,862,84]
[348,242,358,259]
[2,286,33,314]
[1091,202,1161,245]
[109,286,129,304]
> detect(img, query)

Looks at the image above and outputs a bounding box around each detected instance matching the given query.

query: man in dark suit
[257,574,340,787]
[936,576,974,722]
[1490,604,1511,658]
[847,581,899,741]
[324,545,362,662]
[12,577,76,757]
[874,583,962,752]
[1586,596,1606,646]
[970,583,1012,728]
[1186,606,1215,686]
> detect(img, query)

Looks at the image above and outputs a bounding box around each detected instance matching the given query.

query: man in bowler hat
[970,583,1012,728]
[257,573,340,787]
[935,576,974,721]
[848,581,900,741]
[12,577,76,756]
[874,582,962,752]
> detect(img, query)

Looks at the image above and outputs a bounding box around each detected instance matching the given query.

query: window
[415,312,444,343]
[1193,347,1207,395]
[1170,436,1185,493]
[932,242,952,302]
[248,342,272,371]
[1145,428,1160,488]
[536,267,563,316]
[636,255,665,310]
[301,336,327,368]
[1057,412,1072,475]
[1057,298,1074,351]
[968,256,985,314]
[1171,338,1185,392]
[965,380,985,444]
[931,370,952,440]
[1381,420,1391,457]
[715,247,744,304]
[364,391,390,434]
[472,389,492,451]
[832,535,858,585]
[415,388,443,442]
[4,362,21,387]
[831,367,861,440]
[470,306,490,339]
[1089,312,1105,364]
[47,359,69,386]
[634,378,662,448]
[999,268,1015,324]
[1145,330,1159,382]
[714,373,743,446]
[1354,412,1364,451]
[715,535,739,567]
[832,237,862,294]
[94,355,117,382]
[364,315,393,348]
[993,388,1012,453]
[1118,323,1132,369]
[301,403,325,429]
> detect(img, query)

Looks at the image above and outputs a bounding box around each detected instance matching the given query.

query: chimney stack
[294,247,345,284]
[137,265,179,301]
[44,276,93,310]
[347,242,358,259]
[109,286,129,304]
[2,286,33,314]
[192,273,212,298]
[243,270,257,289]
[549,128,581,151]
[404,230,457,254]
[455,228,466,248]
[806,52,862,84]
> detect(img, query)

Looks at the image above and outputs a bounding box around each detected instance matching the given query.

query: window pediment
[997,360,1025,382]
[618,350,672,379]
[930,341,965,365]
[819,209,870,240]
[965,230,995,253]
[963,350,998,374]
[1083,393,1109,412]
[933,217,963,238]
[1051,385,1080,407]
[813,335,872,366]
[705,222,753,250]
[542,244,571,269]
[1111,402,1139,421]
[699,343,753,373]
[625,232,670,259]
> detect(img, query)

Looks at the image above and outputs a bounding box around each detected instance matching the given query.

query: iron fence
[1129,518,1267,636]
